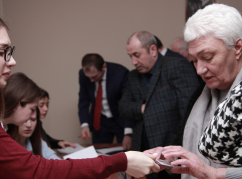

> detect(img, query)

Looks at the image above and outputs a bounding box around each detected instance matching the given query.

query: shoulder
[106,62,128,72]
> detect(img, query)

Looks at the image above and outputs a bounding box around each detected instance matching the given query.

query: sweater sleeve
[0,127,127,179]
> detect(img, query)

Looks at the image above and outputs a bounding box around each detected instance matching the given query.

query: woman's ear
[234,38,242,60]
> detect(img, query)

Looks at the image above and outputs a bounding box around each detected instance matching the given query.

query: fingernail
[153,153,158,156]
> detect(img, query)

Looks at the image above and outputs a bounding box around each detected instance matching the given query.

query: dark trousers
[92,114,124,144]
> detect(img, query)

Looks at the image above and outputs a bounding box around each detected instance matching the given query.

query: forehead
[188,36,225,56]
[0,27,10,47]
[83,66,99,75]
[126,37,145,52]
[39,97,49,103]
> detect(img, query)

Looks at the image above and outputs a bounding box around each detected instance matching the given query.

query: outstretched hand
[58,141,77,149]
[125,151,160,178]
[144,147,174,171]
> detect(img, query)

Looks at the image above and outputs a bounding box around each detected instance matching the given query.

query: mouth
[24,130,32,134]
[2,71,11,78]
[203,76,214,82]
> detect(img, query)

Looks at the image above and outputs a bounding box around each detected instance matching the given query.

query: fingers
[162,146,189,159]
[81,127,91,138]
[58,141,65,149]
[122,135,132,151]
[64,142,77,148]
[143,147,164,159]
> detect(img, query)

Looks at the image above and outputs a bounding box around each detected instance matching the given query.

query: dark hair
[40,88,49,100]
[127,31,157,53]
[154,36,163,49]
[3,72,42,118]
[81,53,104,71]
[7,107,43,157]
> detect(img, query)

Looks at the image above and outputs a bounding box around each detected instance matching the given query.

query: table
[55,143,146,179]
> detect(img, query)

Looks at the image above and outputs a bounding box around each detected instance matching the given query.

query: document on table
[57,143,85,154]
[63,146,98,159]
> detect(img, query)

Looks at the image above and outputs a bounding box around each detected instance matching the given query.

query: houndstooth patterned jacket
[199,81,242,167]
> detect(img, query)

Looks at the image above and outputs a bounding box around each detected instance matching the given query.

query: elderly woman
[145,3,242,179]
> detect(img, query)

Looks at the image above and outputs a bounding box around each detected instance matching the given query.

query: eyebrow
[189,48,212,58]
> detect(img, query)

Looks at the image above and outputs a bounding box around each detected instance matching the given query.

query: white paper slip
[63,146,98,160]
[96,146,124,155]
[57,143,85,154]
[155,159,175,167]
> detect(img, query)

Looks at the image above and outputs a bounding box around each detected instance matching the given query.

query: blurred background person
[171,37,192,61]
[79,53,133,150]
[154,35,185,59]
[39,89,76,149]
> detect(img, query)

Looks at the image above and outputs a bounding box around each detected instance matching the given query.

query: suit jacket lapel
[145,54,164,104]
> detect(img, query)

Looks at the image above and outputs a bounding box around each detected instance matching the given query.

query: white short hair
[184,4,242,49]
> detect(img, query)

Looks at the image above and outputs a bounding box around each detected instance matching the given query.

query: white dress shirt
[81,67,132,135]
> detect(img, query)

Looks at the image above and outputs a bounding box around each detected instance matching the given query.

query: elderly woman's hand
[162,146,227,179]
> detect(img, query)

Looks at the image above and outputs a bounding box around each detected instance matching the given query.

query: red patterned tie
[93,81,102,131]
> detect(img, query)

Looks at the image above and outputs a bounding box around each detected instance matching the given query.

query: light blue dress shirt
[26,138,61,160]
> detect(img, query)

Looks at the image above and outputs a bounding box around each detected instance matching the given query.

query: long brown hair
[3,72,42,118]
[7,108,43,157]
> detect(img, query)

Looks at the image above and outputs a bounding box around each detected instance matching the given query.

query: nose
[195,60,208,76]
[6,56,16,67]
[43,105,48,112]
[30,110,37,119]
[131,57,138,66]
[25,120,31,127]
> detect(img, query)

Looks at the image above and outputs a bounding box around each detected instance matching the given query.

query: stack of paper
[63,146,98,160]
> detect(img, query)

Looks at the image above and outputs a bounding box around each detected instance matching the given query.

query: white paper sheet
[63,146,98,159]
[57,143,85,154]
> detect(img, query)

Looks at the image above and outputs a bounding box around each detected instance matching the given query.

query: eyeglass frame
[0,46,15,62]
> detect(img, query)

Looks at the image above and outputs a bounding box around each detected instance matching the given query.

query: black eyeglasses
[0,46,15,62]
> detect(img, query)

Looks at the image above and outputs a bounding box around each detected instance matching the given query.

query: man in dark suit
[78,53,133,150]
[119,31,202,178]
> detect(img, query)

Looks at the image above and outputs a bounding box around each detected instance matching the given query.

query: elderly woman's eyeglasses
[0,46,15,62]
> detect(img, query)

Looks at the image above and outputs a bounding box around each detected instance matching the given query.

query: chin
[0,81,6,88]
